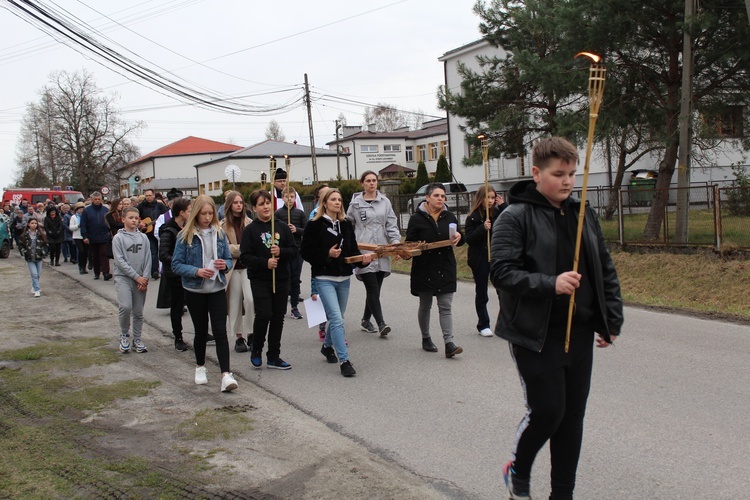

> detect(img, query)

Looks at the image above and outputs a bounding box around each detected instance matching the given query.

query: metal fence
[391,183,750,251]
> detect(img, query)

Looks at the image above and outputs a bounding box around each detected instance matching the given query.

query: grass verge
[0,337,252,497]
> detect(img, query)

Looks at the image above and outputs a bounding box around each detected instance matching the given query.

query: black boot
[445,342,463,358]
[422,337,438,352]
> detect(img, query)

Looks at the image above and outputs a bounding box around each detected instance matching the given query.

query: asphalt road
[48,255,750,499]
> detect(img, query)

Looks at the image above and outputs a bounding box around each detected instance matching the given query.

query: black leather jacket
[490,180,623,352]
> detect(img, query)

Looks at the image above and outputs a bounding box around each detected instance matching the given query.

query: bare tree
[337,112,347,127]
[362,103,408,132]
[409,109,425,131]
[265,119,286,141]
[15,69,142,194]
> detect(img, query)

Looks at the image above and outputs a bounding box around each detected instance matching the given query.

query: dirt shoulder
[0,253,442,498]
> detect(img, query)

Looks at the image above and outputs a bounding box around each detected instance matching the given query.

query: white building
[119,136,242,197]
[195,140,347,196]
[326,119,449,181]
[439,39,745,191]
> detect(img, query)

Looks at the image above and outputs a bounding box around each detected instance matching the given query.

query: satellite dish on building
[225,164,241,184]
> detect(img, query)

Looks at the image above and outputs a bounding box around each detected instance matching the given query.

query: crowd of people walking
[2,138,624,500]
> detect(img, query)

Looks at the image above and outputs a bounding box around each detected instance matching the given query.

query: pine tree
[415,161,429,190]
[434,155,451,182]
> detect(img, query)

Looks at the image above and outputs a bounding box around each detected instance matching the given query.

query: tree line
[14,69,143,195]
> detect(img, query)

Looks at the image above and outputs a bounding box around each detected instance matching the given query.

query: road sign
[100,186,110,195]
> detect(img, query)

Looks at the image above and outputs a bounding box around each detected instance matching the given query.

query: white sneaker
[221,373,238,392]
[478,328,493,337]
[33,291,41,298]
[195,366,208,385]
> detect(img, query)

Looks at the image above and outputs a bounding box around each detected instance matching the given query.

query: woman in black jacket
[464,186,507,337]
[301,188,372,377]
[405,183,464,358]
[157,197,192,351]
[43,206,65,266]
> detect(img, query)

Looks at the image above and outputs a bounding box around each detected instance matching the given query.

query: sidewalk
[0,251,443,498]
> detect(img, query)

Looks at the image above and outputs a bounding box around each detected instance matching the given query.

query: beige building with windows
[439,39,744,190]
[327,119,449,180]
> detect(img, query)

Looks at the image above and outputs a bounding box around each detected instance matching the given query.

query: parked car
[408,182,470,213]
[0,213,11,259]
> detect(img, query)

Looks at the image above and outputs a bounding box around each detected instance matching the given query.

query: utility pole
[304,73,318,182]
[335,120,342,180]
[675,0,695,244]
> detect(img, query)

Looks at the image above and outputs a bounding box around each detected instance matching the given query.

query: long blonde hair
[179,195,223,244]
[470,186,496,215]
[312,188,345,221]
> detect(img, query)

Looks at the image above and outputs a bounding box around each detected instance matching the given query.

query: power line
[4,0,305,116]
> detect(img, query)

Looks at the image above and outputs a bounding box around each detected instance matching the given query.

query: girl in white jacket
[345,171,401,338]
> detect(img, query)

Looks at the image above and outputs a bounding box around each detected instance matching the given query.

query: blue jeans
[27,260,42,292]
[316,278,350,362]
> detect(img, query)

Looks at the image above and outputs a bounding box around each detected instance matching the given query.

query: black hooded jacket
[465,201,508,269]
[405,201,465,296]
[43,207,65,244]
[489,179,623,352]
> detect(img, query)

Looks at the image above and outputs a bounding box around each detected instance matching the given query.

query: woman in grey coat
[345,170,401,337]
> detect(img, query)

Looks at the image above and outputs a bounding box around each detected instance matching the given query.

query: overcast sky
[0,0,483,191]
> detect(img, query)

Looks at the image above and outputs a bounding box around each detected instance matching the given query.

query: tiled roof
[379,163,415,174]
[127,136,243,166]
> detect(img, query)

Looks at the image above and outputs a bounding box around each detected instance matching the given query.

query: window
[440,140,449,158]
[361,145,378,153]
[703,106,744,138]
[405,146,414,162]
[417,145,427,162]
[383,144,401,152]
[428,142,438,161]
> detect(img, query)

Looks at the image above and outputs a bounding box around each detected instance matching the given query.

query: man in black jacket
[490,137,623,500]
[137,189,168,280]
[80,192,112,280]
[274,186,307,320]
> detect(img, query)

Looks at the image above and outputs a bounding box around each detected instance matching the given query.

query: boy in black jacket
[490,137,623,500]
[239,190,297,370]
[274,186,307,320]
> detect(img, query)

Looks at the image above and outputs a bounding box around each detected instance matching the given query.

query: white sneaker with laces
[195,366,208,385]
[478,328,493,337]
[221,373,238,392]
[33,291,41,298]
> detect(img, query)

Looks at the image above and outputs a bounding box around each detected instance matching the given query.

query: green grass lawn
[391,244,750,320]
[599,209,750,248]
